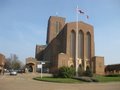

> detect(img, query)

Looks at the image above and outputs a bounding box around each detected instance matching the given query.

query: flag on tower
[86,15,89,19]
[78,9,84,14]
[77,9,89,19]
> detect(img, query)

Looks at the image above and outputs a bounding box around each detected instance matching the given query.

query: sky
[0,0,120,65]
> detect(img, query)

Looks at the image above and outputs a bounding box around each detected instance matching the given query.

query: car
[10,71,17,75]
[17,69,25,73]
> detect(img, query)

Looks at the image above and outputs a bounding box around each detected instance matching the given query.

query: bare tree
[4,54,24,70]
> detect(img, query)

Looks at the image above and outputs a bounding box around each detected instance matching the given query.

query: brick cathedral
[35,16,104,75]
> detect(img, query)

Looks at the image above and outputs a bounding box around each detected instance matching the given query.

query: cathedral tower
[46,16,65,44]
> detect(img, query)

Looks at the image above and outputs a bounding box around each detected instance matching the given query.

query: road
[0,73,120,90]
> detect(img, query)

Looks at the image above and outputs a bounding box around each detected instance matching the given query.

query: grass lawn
[94,75,120,82]
[33,77,83,83]
[33,75,120,83]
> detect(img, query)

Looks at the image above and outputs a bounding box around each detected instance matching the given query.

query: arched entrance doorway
[26,63,36,73]
[26,57,38,73]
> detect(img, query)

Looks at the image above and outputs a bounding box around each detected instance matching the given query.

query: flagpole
[75,5,79,77]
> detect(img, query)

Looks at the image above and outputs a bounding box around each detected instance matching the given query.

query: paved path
[0,73,120,90]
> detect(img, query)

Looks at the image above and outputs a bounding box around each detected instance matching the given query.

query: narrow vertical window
[56,21,59,34]
[70,31,76,58]
[86,32,91,59]
[78,30,84,59]
[59,22,61,30]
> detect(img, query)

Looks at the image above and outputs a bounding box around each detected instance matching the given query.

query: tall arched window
[78,30,84,59]
[86,32,91,59]
[70,30,76,58]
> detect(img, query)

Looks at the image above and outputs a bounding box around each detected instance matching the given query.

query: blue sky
[0,0,120,65]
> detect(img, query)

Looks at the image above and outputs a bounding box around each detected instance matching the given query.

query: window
[78,30,84,59]
[86,32,91,59]
[99,63,102,68]
[70,31,76,58]
[55,22,61,34]
[59,22,61,30]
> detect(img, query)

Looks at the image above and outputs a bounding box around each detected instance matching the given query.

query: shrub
[91,78,99,82]
[73,77,99,82]
[57,66,75,78]
[53,70,59,78]
[84,66,93,77]
[74,77,92,82]
[78,65,84,76]
[105,74,120,77]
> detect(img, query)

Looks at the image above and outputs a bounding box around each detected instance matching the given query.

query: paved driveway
[0,73,120,90]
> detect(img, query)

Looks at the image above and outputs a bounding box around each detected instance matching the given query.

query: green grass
[33,75,120,83]
[94,75,120,82]
[33,77,83,83]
